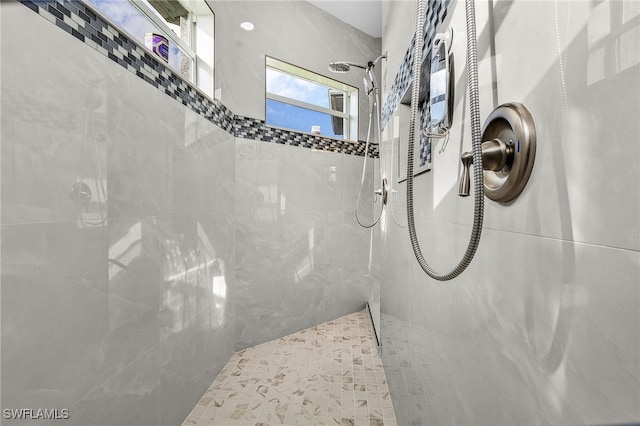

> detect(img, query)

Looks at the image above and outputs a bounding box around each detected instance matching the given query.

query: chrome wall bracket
[459,102,536,203]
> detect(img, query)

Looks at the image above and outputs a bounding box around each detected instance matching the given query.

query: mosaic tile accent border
[234,116,379,157]
[18,0,378,158]
[381,40,414,132]
[380,0,451,167]
[419,104,431,166]
[381,0,451,129]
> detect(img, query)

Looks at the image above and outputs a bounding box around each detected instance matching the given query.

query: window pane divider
[266,92,349,119]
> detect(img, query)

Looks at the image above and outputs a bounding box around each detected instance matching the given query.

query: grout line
[388,215,639,254]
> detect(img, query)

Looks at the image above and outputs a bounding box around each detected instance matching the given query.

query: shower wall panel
[380,1,639,425]
[0,3,235,425]
[212,0,384,350]
[234,138,381,349]
[210,0,382,143]
[2,0,386,422]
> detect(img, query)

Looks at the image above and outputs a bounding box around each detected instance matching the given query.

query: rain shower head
[328,61,366,73]
[328,62,350,73]
[328,53,388,74]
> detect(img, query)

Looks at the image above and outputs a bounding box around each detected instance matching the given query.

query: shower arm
[370,53,388,68]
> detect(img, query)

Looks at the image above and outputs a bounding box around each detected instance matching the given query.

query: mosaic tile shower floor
[183,310,397,426]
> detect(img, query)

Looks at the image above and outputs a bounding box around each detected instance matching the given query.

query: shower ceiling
[306,0,382,38]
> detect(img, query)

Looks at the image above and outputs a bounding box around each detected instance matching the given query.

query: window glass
[266,68,332,110]
[265,57,357,140]
[84,0,214,97]
[266,99,345,139]
[87,0,191,76]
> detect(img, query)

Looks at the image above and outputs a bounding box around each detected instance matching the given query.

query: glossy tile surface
[2,2,381,425]
[184,310,396,426]
[235,139,380,350]
[1,4,236,425]
[380,1,640,425]
[1,1,109,226]
[1,221,109,412]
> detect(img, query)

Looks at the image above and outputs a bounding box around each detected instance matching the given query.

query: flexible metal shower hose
[355,87,384,229]
[405,0,484,280]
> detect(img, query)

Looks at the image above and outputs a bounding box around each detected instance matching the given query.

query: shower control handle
[374,178,389,205]
[458,152,473,197]
[458,139,513,197]
[459,102,537,202]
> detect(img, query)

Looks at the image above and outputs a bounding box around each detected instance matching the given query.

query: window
[266,57,358,140]
[86,0,215,98]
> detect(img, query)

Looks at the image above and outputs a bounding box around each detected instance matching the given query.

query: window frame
[265,56,359,141]
[133,0,197,72]
[83,0,215,98]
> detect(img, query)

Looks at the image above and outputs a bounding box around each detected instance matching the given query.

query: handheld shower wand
[328,53,388,229]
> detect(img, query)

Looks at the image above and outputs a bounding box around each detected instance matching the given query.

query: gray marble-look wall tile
[235,138,257,161]
[235,207,349,349]
[106,64,163,219]
[380,2,639,423]
[234,132,379,350]
[85,55,224,223]
[342,209,382,340]
[157,109,235,218]
[342,211,375,269]
[256,141,345,213]
[494,0,639,251]
[1,2,389,425]
[234,139,260,216]
[368,225,383,339]
[0,6,109,225]
[234,204,378,347]
[1,221,108,414]
[72,345,161,426]
[343,153,377,216]
[190,115,235,215]
[158,214,235,341]
[108,217,160,332]
[383,226,640,425]
[1,3,237,426]
[335,265,371,312]
[159,215,210,340]
[235,267,344,351]
[236,210,342,288]
[154,87,185,218]
[193,213,236,334]
[159,305,235,426]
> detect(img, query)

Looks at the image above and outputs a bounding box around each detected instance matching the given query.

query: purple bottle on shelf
[145,33,169,63]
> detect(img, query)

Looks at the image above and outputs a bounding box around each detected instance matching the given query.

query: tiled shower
[1,0,638,425]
